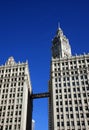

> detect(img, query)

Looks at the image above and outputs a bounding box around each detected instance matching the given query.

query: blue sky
[0,0,89,130]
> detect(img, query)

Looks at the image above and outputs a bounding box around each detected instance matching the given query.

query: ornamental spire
[56,22,63,36]
[58,22,60,29]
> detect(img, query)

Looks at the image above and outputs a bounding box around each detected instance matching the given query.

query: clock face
[63,42,68,51]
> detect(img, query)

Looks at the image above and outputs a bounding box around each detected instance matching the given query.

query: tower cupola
[52,27,72,58]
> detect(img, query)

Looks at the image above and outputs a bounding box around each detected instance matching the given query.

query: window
[16,105,18,109]
[86,113,89,118]
[57,122,60,126]
[70,114,73,118]
[75,107,78,111]
[79,65,82,68]
[57,115,59,119]
[55,73,57,76]
[18,124,20,129]
[58,73,60,76]
[74,65,77,69]
[60,101,62,105]
[55,68,57,71]
[80,106,82,111]
[77,88,80,92]
[59,83,61,87]
[60,108,63,112]
[67,82,70,86]
[64,89,66,92]
[84,99,87,103]
[55,84,57,87]
[85,81,88,85]
[5,125,8,130]
[19,105,22,109]
[56,90,58,93]
[10,118,12,123]
[76,82,79,86]
[65,101,68,105]
[78,93,81,98]
[66,72,69,75]
[66,67,68,70]
[18,82,20,86]
[67,77,69,80]
[82,121,85,126]
[71,121,74,126]
[56,108,59,112]
[65,107,68,112]
[85,75,87,79]
[59,89,61,93]
[71,71,74,75]
[63,72,65,76]
[6,118,9,123]
[80,113,84,118]
[66,114,69,119]
[18,117,21,122]
[21,87,23,91]
[79,100,81,104]
[56,102,59,106]
[69,94,71,98]
[11,111,13,116]
[63,77,66,81]
[9,100,11,103]
[62,63,64,66]
[15,111,18,115]
[74,94,76,98]
[68,88,70,92]
[82,87,85,91]
[87,86,89,90]
[88,121,89,125]
[77,121,80,126]
[14,83,16,86]
[70,61,72,65]
[15,118,17,122]
[64,83,66,87]
[72,77,74,80]
[76,76,78,80]
[73,88,76,92]
[72,82,75,86]
[55,78,57,82]
[69,100,72,105]
[61,122,64,126]
[59,95,62,99]
[64,95,67,98]
[81,76,83,79]
[14,125,16,129]
[67,121,70,126]
[56,95,58,99]
[83,93,86,97]
[70,107,73,111]
[65,62,68,65]
[54,63,56,66]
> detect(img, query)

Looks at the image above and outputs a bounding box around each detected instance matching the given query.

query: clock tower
[52,27,71,58]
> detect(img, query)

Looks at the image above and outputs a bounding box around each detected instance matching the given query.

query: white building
[32,120,35,130]
[49,27,89,130]
[0,57,32,130]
